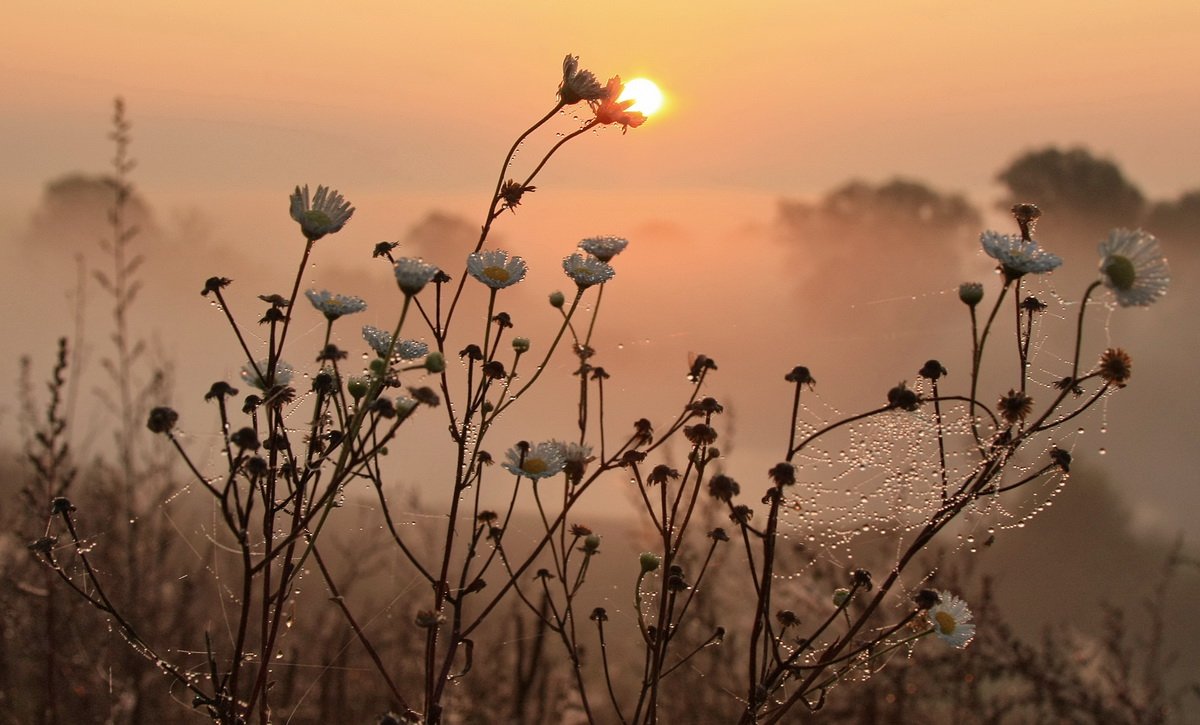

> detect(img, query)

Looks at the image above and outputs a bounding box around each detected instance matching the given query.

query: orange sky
[3,3,1199,535]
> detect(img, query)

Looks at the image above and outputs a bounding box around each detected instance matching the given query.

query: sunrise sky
[3,3,1198,545]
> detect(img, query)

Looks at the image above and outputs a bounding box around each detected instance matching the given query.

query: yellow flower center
[934,611,957,634]
[522,458,548,474]
[1104,255,1136,291]
[483,266,511,283]
[304,210,332,228]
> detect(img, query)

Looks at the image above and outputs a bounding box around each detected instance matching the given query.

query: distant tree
[996,147,1145,248]
[1144,190,1200,248]
[23,173,156,250]
[775,177,981,297]
[404,210,477,253]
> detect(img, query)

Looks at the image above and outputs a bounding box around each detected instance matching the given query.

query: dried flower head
[1097,348,1132,386]
[998,389,1034,425]
[290,185,354,242]
[1098,228,1169,307]
[146,406,178,434]
[958,282,984,307]
[467,249,528,289]
[241,360,293,390]
[707,474,741,502]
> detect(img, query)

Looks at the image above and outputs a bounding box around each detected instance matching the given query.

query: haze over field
[3,3,1199,715]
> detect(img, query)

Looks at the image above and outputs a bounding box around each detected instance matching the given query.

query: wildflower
[980,230,1062,278]
[393,258,439,296]
[146,406,178,434]
[582,534,602,554]
[395,396,418,417]
[1098,229,1169,307]
[204,381,239,401]
[958,282,984,307]
[768,463,796,487]
[467,249,528,289]
[914,589,940,610]
[707,474,740,502]
[688,354,718,382]
[499,180,535,212]
[362,326,427,360]
[709,527,730,542]
[998,389,1033,425]
[407,386,441,407]
[512,337,531,353]
[347,376,369,399]
[424,352,446,373]
[785,365,816,387]
[289,185,354,242]
[563,252,615,288]
[229,427,259,450]
[919,360,947,381]
[1021,295,1047,313]
[887,382,921,411]
[570,524,593,537]
[729,505,753,524]
[562,441,594,484]
[648,465,680,485]
[305,290,367,320]
[502,440,567,479]
[1097,348,1132,387]
[1050,446,1072,473]
[590,607,609,622]
[927,591,976,648]
[201,276,232,296]
[578,235,629,262]
[684,424,718,446]
[832,588,851,607]
[633,418,654,446]
[558,54,605,105]
[1011,202,1042,238]
[639,552,661,573]
[241,360,293,390]
[594,76,646,132]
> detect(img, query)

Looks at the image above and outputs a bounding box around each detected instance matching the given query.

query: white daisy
[927,590,976,648]
[502,441,567,479]
[562,252,615,288]
[466,250,527,289]
[241,359,294,390]
[289,185,353,242]
[1098,228,1169,307]
[578,236,629,262]
[305,289,367,320]
[558,54,605,105]
[980,230,1062,277]
[394,258,439,297]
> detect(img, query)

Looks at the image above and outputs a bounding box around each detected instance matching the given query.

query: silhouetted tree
[1144,190,1200,248]
[996,147,1145,249]
[23,173,156,250]
[775,177,981,298]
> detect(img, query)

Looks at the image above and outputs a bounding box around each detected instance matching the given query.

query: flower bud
[512,337,531,353]
[959,282,984,307]
[549,290,566,308]
[347,377,369,399]
[582,533,602,554]
[832,587,851,607]
[639,552,661,573]
[424,352,446,373]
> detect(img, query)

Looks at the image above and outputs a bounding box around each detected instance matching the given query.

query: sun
[617,78,664,117]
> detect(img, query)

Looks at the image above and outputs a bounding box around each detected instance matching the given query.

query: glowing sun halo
[617,78,664,117]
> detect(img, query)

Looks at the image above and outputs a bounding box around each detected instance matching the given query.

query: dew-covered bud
[347,377,369,399]
[582,533,602,554]
[832,588,851,607]
[549,290,566,308]
[424,352,446,373]
[959,282,984,307]
[512,337,531,353]
[639,552,661,573]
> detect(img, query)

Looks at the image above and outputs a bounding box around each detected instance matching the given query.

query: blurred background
[2,1,1198,722]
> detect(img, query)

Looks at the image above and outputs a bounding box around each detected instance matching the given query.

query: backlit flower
[559,54,605,105]
[502,441,567,479]
[289,185,354,241]
[563,253,615,288]
[578,236,629,262]
[241,359,294,390]
[467,249,528,289]
[1098,229,1169,307]
[362,326,427,360]
[394,258,439,296]
[594,76,646,132]
[927,591,975,648]
[980,230,1062,278]
[1097,348,1132,386]
[998,389,1033,425]
[305,289,367,320]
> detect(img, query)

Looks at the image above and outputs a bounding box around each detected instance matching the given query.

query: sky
[3,0,1199,656]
